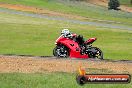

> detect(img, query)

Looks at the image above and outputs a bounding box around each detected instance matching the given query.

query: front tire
[53,45,69,58]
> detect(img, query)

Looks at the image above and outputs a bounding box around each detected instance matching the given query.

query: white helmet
[61,29,70,35]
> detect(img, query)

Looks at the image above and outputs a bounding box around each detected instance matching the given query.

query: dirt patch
[120,5,132,13]
[87,0,108,6]
[0,56,132,74]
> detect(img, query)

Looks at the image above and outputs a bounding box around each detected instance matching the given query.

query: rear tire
[88,47,103,60]
[94,47,103,60]
[53,45,69,58]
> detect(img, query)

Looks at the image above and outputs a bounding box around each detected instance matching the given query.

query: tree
[108,0,120,10]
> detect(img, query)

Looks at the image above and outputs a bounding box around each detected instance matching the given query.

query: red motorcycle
[53,30,103,59]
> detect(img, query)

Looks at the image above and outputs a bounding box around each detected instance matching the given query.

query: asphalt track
[1,54,132,63]
[0,8,132,30]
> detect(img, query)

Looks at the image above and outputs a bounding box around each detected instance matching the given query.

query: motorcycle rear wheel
[88,47,103,60]
[53,45,69,58]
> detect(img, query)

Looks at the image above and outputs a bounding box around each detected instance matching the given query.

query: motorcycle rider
[61,29,86,54]
[61,29,85,45]
[61,29,73,38]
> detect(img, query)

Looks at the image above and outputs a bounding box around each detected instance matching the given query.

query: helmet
[61,29,70,35]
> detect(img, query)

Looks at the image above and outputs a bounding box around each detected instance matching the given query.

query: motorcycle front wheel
[53,45,69,58]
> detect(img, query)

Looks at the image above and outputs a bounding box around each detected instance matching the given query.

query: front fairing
[55,35,63,44]
[56,37,80,51]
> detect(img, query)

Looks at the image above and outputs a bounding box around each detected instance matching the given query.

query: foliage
[108,0,120,10]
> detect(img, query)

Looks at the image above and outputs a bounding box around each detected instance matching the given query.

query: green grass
[0,12,132,60]
[0,73,131,88]
[119,0,132,7]
[0,0,132,26]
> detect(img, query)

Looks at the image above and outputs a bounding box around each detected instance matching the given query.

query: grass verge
[0,73,131,88]
[119,0,132,7]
